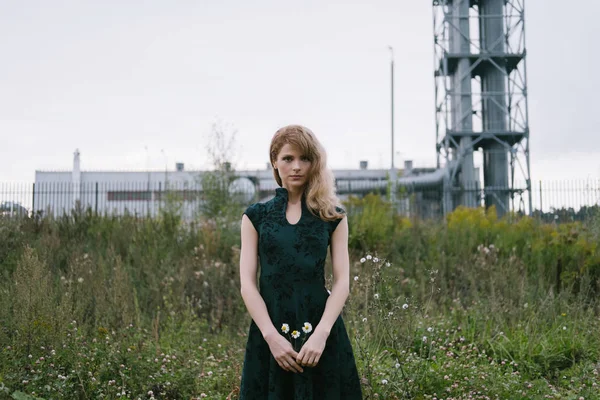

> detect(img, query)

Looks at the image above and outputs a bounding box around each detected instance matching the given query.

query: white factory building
[33,150,435,220]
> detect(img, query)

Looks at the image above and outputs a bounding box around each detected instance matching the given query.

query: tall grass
[1,197,599,399]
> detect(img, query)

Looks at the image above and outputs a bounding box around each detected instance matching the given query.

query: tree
[197,121,245,221]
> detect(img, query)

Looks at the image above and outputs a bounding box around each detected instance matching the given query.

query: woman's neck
[284,186,304,204]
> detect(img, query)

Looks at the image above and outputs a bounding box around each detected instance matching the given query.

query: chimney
[359,160,368,170]
[403,160,413,176]
[176,162,184,172]
[72,149,81,207]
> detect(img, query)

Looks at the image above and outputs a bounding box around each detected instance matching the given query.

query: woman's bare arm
[314,216,350,337]
[239,214,278,339]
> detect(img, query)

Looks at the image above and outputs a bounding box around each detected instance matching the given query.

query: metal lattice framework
[433,0,531,215]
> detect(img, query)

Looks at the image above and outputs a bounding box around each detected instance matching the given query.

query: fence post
[158,181,162,213]
[32,183,35,216]
[539,180,543,214]
[95,182,99,215]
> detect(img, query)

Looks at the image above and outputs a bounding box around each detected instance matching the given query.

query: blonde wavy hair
[269,124,344,222]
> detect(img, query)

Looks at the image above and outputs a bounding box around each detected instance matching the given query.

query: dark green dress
[240,187,362,399]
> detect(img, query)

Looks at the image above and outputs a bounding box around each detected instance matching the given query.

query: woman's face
[274,143,312,191]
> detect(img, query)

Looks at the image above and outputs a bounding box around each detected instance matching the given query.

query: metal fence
[1,179,599,222]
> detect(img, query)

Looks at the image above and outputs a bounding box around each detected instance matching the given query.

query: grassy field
[1,196,599,399]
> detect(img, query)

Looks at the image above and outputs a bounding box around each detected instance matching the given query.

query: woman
[239,125,362,399]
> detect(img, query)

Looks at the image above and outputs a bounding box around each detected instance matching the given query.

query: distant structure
[33,152,437,220]
[432,0,531,216]
[29,1,533,219]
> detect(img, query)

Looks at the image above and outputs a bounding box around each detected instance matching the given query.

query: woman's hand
[264,332,304,373]
[296,330,328,367]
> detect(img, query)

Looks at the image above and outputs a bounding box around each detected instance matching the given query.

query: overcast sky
[1,0,599,184]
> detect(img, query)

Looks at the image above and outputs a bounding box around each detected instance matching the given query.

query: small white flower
[402,303,409,310]
[385,262,391,267]
[373,257,379,263]
[360,258,366,263]
[354,276,359,281]
[395,363,400,368]
[563,326,567,330]
[77,277,84,283]
[388,312,393,316]
[374,293,380,300]
[381,379,388,385]
[366,255,372,260]
[291,330,300,339]
[281,323,290,334]
[207,371,213,376]
[422,336,428,343]
[362,318,367,323]
[302,322,313,334]
[427,327,433,333]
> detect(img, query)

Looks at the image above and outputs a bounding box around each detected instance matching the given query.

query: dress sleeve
[329,207,346,235]
[243,203,261,231]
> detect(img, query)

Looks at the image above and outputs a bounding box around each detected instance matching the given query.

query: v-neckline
[276,187,304,226]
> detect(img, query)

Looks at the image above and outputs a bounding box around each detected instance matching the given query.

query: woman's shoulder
[243,202,266,229]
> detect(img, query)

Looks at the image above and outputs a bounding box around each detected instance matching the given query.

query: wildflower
[360,258,366,263]
[207,371,213,376]
[388,312,393,316]
[402,304,409,310]
[395,363,400,368]
[362,318,367,323]
[422,336,428,343]
[382,379,388,384]
[77,277,84,283]
[292,331,300,339]
[563,326,567,330]
[374,293,380,300]
[373,257,379,263]
[281,324,289,334]
[427,327,433,333]
[366,255,372,260]
[354,276,359,281]
[302,322,313,334]
[385,262,391,267]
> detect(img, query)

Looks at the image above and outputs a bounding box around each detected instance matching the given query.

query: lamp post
[388,46,397,206]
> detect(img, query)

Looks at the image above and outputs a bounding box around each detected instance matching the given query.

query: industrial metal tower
[433,0,531,216]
